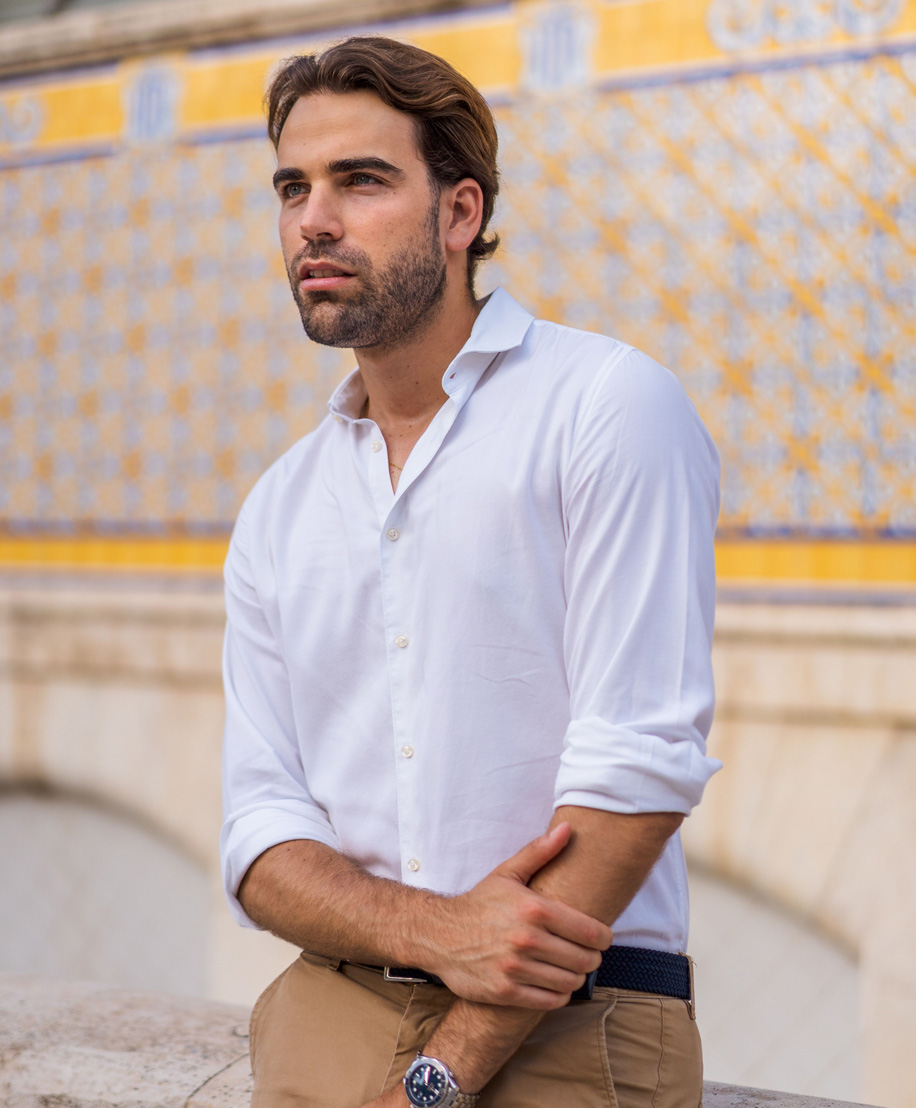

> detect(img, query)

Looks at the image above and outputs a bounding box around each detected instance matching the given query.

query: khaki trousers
[250,951,703,1108]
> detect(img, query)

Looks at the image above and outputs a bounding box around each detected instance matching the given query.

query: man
[221,34,720,1108]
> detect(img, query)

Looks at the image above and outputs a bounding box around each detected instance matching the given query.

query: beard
[286,196,447,350]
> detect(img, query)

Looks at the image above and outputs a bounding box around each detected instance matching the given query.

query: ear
[443,177,485,254]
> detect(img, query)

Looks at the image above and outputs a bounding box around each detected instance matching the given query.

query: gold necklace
[389,460,403,472]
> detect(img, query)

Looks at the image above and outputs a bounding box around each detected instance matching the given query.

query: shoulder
[520,316,706,439]
[515,318,718,491]
[524,316,634,382]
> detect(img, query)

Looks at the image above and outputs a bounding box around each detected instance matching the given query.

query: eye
[350,172,381,186]
[281,181,307,199]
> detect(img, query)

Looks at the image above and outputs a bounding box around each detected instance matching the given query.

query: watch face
[406,1060,449,1106]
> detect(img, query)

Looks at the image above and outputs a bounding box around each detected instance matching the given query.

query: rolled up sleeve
[555,349,722,816]
[220,500,341,928]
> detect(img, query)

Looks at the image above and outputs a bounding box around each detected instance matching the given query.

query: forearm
[421,806,683,1094]
[238,826,611,1007]
[238,839,439,967]
[533,805,683,920]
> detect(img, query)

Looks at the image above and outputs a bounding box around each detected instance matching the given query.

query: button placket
[379,509,422,885]
[364,426,395,523]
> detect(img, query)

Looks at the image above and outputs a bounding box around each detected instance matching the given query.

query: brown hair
[266,35,499,282]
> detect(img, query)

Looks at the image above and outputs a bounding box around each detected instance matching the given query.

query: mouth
[297,260,356,291]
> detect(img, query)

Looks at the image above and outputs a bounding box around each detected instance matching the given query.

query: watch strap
[448,1094,480,1108]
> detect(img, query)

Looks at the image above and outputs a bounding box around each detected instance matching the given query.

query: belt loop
[326,956,342,971]
[686,955,696,1020]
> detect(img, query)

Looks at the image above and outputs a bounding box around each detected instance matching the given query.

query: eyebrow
[272,166,305,191]
[272,157,405,192]
[328,157,405,178]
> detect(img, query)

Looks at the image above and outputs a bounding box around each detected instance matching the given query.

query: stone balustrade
[0,974,882,1108]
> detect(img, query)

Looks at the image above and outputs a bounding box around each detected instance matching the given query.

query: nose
[297,183,343,243]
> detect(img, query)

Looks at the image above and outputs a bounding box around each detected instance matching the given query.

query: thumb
[495,822,571,884]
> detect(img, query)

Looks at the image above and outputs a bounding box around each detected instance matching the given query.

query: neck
[356,280,482,430]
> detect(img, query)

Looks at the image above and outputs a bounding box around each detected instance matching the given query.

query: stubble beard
[287,196,447,350]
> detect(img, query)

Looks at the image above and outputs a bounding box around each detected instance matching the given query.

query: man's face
[274,90,447,350]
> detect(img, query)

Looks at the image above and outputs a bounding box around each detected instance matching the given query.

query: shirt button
[386,528,400,541]
[395,635,408,648]
[407,858,420,872]
[370,440,382,452]
[401,745,414,758]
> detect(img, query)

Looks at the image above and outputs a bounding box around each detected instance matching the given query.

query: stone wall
[0,973,882,1108]
[1,586,914,1104]
[684,602,916,1108]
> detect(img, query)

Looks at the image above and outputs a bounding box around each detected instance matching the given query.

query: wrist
[396,888,452,975]
[424,1000,543,1093]
[403,1052,480,1107]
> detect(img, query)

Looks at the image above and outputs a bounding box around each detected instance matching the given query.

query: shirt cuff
[220,805,342,929]
[554,716,722,815]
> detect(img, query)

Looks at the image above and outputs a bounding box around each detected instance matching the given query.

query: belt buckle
[383,967,429,984]
[569,968,598,1002]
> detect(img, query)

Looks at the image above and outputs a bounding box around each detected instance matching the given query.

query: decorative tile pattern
[0,138,352,533]
[491,51,916,535]
[1,4,914,539]
[706,0,905,50]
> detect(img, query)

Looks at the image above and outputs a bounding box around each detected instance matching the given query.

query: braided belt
[578,945,694,1013]
[349,944,694,1015]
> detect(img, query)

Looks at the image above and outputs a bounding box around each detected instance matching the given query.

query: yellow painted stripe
[0,536,228,573]
[4,0,916,155]
[0,78,123,155]
[716,541,916,586]
[410,15,520,92]
[179,53,276,131]
[2,536,915,585]
[594,0,722,74]
[594,0,916,76]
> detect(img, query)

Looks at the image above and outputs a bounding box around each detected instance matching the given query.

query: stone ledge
[0,0,495,79]
[0,974,883,1108]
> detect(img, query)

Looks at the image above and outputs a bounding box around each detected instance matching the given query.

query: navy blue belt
[572,945,693,1007]
[358,945,694,1011]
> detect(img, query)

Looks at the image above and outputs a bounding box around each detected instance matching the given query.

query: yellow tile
[180,54,276,131]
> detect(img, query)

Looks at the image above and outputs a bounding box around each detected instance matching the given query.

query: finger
[512,959,588,995]
[494,823,571,884]
[537,899,613,950]
[491,983,574,1011]
[523,932,604,976]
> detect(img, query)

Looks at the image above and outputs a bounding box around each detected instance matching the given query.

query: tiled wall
[2,0,915,580]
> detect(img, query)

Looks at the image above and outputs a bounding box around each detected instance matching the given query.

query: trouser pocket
[603,989,704,1108]
[478,994,618,1108]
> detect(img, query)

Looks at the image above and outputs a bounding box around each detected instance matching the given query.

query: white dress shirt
[221,287,721,952]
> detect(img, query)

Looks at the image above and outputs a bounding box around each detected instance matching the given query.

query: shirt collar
[327,287,533,423]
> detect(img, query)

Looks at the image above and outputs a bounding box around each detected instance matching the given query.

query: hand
[425,823,612,1009]
[361,1084,410,1108]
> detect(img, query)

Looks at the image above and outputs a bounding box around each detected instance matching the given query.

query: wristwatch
[403,1053,480,1107]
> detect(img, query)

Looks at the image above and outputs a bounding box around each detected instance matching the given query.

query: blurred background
[1,0,915,1105]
